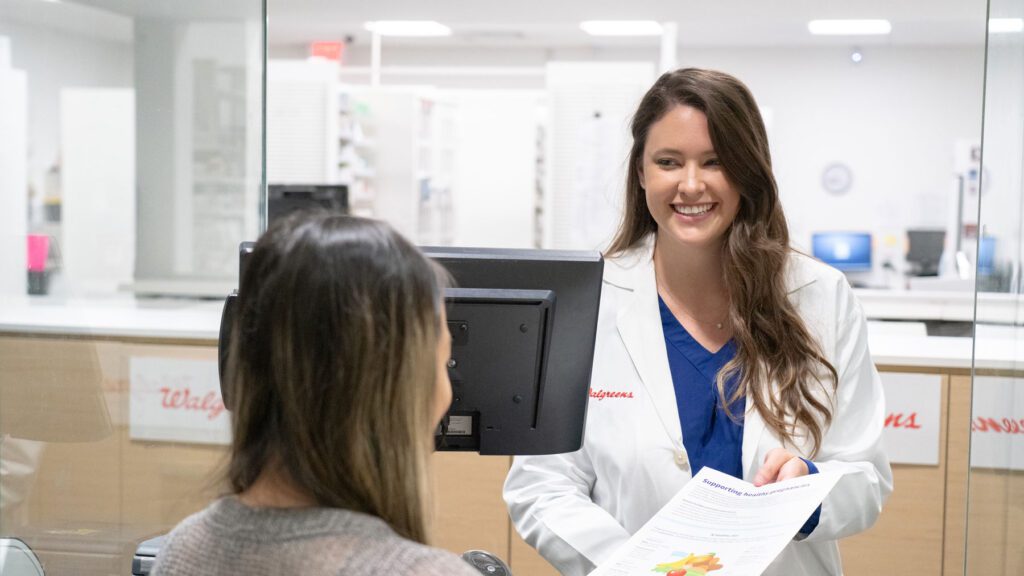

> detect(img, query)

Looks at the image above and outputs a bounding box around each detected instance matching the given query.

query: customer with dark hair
[153,213,477,576]
[505,68,893,575]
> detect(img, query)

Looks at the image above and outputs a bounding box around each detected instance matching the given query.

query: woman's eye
[705,158,721,167]
[655,158,676,167]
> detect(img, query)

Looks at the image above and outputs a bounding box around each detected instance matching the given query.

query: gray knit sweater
[151,497,481,576]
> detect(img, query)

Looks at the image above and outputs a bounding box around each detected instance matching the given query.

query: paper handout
[590,467,842,576]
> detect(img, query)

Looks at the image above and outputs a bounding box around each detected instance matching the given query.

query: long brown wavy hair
[226,212,446,543]
[607,68,838,456]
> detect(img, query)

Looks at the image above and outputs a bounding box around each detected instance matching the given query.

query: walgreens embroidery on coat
[590,389,635,400]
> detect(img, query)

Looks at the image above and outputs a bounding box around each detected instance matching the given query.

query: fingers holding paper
[754,447,810,487]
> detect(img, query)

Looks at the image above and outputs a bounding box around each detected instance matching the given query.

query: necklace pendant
[716,322,723,330]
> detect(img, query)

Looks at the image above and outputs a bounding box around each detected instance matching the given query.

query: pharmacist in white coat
[504,68,892,576]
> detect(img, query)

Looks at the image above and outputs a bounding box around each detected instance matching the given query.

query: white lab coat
[504,244,893,576]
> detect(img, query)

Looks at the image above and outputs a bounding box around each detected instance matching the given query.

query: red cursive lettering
[884,412,923,430]
[158,387,226,420]
[589,389,635,401]
[972,416,1024,434]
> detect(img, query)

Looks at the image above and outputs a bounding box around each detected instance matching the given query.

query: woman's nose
[678,164,702,196]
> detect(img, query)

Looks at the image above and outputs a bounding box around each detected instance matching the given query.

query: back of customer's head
[226,212,445,544]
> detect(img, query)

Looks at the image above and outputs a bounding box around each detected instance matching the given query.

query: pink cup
[27,234,50,272]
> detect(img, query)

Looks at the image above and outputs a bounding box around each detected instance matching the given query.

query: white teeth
[673,203,714,216]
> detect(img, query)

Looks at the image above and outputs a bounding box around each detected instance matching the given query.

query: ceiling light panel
[990,18,1024,34]
[580,20,663,37]
[808,19,892,36]
[363,21,452,37]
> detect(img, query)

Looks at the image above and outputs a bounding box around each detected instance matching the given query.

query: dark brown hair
[226,212,445,543]
[607,68,838,455]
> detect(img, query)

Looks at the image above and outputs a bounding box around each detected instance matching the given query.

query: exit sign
[310,41,344,62]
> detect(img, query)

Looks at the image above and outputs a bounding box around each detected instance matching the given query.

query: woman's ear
[636,161,646,190]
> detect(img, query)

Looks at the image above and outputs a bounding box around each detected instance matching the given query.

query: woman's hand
[753,447,809,487]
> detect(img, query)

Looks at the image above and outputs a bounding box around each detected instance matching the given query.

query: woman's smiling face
[640,104,741,250]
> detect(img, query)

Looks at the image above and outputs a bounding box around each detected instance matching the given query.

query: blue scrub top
[659,296,820,535]
[659,296,744,479]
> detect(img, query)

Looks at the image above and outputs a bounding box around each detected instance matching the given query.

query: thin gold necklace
[657,281,730,330]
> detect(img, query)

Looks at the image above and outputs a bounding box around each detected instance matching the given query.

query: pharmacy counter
[0,293,1021,576]
[0,294,1015,371]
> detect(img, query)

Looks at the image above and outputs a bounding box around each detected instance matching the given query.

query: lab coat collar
[608,238,815,479]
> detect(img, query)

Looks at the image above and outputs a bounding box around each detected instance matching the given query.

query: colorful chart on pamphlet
[652,552,724,575]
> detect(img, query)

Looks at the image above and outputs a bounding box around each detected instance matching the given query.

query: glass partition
[0,0,263,572]
[966,2,1024,574]
[0,0,1007,574]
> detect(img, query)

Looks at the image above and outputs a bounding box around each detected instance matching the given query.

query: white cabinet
[266,59,338,184]
[0,49,27,295]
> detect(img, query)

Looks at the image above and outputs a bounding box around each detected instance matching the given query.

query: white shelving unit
[266,61,378,218]
[348,86,454,244]
[337,88,376,217]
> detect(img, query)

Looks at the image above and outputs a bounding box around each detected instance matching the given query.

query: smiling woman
[504,68,893,576]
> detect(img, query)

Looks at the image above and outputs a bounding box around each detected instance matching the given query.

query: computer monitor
[423,247,604,455]
[811,232,872,272]
[217,242,254,403]
[219,244,605,457]
[267,184,348,224]
[906,229,946,277]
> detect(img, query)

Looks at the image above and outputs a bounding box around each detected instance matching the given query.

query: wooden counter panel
[963,469,1024,575]
[840,375,949,575]
[944,375,971,575]
[429,453,511,559]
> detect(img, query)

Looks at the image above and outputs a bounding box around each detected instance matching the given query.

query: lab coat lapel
[741,398,767,480]
[615,258,683,447]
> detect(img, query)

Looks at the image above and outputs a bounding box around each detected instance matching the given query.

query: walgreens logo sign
[973,417,1024,435]
[969,376,1024,471]
[130,357,231,446]
[880,374,941,466]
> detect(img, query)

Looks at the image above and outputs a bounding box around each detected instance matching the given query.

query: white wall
[545,61,655,250]
[0,20,133,207]
[679,47,986,271]
[299,43,985,274]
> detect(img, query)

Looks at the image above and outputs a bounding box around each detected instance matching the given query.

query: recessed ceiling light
[990,18,1024,34]
[808,20,892,36]
[363,21,452,37]
[580,20,663,37]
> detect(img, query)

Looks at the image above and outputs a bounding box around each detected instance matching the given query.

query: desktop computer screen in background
[978,236,996,275]
[267,184,349,224]
[811,232,872,272]
[906,229,946,277]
